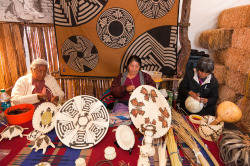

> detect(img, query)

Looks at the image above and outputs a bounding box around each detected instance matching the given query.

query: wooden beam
[177,0,192,77]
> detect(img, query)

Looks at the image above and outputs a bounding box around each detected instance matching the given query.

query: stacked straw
[236,97,250,134]
[218,5,250,28]
[221,48,249,75]
[199,4,250,133]
[225,69,250,97]
[199,28,233,51]
[165,128,182,166]
[218,85,236,103]
[171,109,220,166]
[213,64,226,85]
[231,27,250,52]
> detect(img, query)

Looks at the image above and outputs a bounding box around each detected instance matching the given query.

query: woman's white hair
[30,59,48,70]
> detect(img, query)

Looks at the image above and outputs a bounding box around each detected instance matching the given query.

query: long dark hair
[127,55,141,69]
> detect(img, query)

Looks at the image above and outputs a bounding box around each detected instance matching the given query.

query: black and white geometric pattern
[56,95,109,149]
[54,0,108,26]
[62,35,99,73]
[96,8,135,48]
[120,25,178,75]
[137,0,176,19]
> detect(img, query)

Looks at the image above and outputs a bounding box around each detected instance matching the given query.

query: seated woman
[110,55,156,113]
[178,57,219,116]
[11,59,65,108]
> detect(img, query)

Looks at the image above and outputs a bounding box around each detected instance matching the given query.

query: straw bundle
[165,128,182,166]
[213,50,227,65]
[199,28,233,51]
[225,69,250,97]
[221,48,250,76]
[171,109,220,166]
[231,27,250,52]
[235,97,250,134]
[213,48,250,75]
[213,64,226,85]
[218,5,250,28]
[218,85,236,103]
[173,124,209,166]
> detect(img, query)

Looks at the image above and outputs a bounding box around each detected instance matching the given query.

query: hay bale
[235,97,250,134]
[223,48,250,76]
[218,5,250,28]
[213,63,226,85]
[213,49,227,65]
[199,28,233,51]
[225,68,250,97]
[231,28,250,52]
[218,85,236,104]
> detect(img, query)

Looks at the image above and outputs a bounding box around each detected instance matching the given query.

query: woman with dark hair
[110,55,156,113]
[178,57,219,115]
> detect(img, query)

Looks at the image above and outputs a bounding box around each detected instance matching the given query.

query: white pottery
[31,134,55,154]
[55,95,109,149]
[199,115,224,141]
[104,146,116,160]
[0,125,28,141]
[26,130,43,141]
[75,157,86,166]
[185,96,203,113]
[115,125,135,151]
[137,145,150,166]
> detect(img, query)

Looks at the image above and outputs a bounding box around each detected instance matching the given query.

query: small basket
[4,104,35,125]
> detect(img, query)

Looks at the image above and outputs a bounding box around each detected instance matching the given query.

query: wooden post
[177,0,192,77]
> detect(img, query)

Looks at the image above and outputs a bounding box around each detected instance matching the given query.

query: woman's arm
[143,73,156,87]
[206,78,219,106]
[47,76,65,102]
[11,77,40,105]
[178,73,191,98]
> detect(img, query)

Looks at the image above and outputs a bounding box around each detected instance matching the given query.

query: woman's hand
[37,93,48,101]
[200,98,208,104]
[51,96,59,106]
[126,85,136,92]
[188,91,200,101]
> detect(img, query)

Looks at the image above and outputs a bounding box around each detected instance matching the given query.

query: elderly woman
[110,55,156,113]
[11,59,64,108]
[178,57,219,116]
